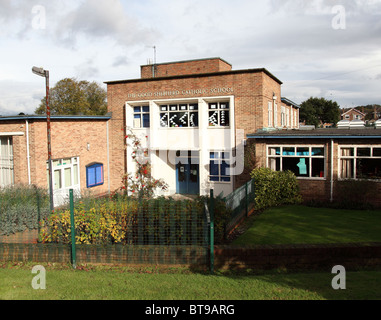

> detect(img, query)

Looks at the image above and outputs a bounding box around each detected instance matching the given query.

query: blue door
[176,159,199,195]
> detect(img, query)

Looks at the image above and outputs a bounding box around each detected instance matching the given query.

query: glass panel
[64,168,72,188]
[268,157,280,171]
[161,105,168,111]
[133,114,141,128]
[134,107,141,113]
[210,176,219,182]
[177,163,186,182]
[53,160,61,167]
[341,148,354,157]
[340,159,354,178]
[312,148,324,156]
[283,147,295,156]
[73,164,79,185]
[282,157,309,177]
[356,159,381,179]
[269,147,280,156]
[374,148,381,157]
[177,112,189,127]
[189,112,198,127]
[190,164,198,183]
[221,160,230,176]
[142,106,149,113]
[189,104,198,111]
[221,176,231,182]
[142,114,150,128]
[170,105,178,111]
[357,148,371,157]
[209,103,218,110]
[312,158,325,177]
[54,170,62,190]
[220,110,229,126]
[220,103,229,109]
[297,147,309,156]
[208,111,219,126]
[210,152,219,159]
[210,161,219,176]
[180,105,187,111]
[160,113,168,127]
[62,158,71,166]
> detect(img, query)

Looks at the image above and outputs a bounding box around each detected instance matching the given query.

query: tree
[300,97,341,127]
[35,78,107,116]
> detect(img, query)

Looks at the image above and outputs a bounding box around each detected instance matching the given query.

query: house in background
[341,108,366,121]
[105,57,300,197]
[0,114,111,206]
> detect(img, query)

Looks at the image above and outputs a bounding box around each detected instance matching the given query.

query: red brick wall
[141,58,232,78]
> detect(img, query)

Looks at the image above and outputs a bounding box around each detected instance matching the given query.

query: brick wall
[141,58,232,78]
[0,118,110,196]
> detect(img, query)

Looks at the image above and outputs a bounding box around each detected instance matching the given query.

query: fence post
[69,189,77,269]
[210,189,215,275]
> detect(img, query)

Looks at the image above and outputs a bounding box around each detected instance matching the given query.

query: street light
[32,66,54,211]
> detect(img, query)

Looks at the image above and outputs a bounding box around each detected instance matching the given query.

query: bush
[39,196,229,245]
[0,185,50,236]
[250,168,302,210]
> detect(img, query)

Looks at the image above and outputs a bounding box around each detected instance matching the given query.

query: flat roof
[281,97,301,108]
[105,67,283,85]
[140,57,232,68]
[0,114,111,121]
[248,128,381,139]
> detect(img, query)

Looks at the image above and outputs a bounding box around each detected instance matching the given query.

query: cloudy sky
[0,0,381,115]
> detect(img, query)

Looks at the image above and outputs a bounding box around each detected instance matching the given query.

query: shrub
[0,185,50,236]
[250,168,302,210]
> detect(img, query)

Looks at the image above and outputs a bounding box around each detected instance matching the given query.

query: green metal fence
[0,185,214,271]
[224,179,255,235]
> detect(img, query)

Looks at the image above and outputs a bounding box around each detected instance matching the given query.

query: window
[339,146,381,180]
[274,103,278,127]
[86,163,104,188]
[160,103,198,128]
[49,157,80,190]
[0,137,14,187]
[268,146,325,178]
[133,106,150,128]
[281,106,286,127]
[209,152,231,182]
[208,102,230,127]
[268,102,273,127]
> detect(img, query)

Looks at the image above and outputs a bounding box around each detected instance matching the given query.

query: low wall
[215,243,381,271]
[1,242,381,272]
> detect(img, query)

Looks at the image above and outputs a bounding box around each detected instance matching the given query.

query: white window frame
[0,136,14,187]
[133,105,150,128]
[48,157,80,191]
[267,145,326,179]
[209,150,232,183]
[338,145,381,181]
[208,102,230,127]
[160,103,199,128]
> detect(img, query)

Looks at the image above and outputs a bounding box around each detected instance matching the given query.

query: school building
[105,57,299,197]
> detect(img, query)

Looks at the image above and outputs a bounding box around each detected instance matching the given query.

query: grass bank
[233,205,381,245]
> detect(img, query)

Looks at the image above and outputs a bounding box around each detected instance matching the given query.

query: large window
[49,157,80,190]
[268,145,325,178]
[160,103,198,128]
[0,137,14,187]
[208,102,230,127]
[133,106,150,128]
[339,146,381,180]
[209,151,231,182]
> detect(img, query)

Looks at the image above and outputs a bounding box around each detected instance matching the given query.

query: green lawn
[233,205,381,245]
[0,264,380,300]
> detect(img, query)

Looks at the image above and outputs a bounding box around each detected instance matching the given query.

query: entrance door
[176,159,199,195]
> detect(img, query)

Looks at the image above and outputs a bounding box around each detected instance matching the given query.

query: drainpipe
[26,120,31,185]
[107,121,111,195]
[330,139,334,202]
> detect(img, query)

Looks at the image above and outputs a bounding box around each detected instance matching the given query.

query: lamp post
[32,66,54,211]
